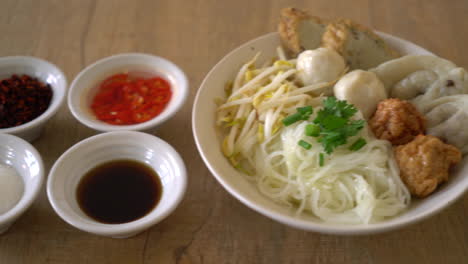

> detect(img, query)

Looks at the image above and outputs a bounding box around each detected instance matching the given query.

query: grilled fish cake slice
[278,7,327,56]
[321,19,400,70]
[278,8,400,70]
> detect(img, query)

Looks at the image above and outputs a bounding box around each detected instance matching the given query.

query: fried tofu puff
[370,98,426,145]
[395,135,461,197]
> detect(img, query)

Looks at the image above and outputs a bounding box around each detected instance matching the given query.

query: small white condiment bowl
[68,53,188,133]
[0,56,67,142]
[47,131,187,238]
[0,133,44,234]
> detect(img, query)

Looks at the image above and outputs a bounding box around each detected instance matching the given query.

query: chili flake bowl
[0,56,67,142]
[68,53,188,132]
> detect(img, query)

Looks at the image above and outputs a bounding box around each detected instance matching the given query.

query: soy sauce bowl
[47,131,187,238]
[68,53,188,132]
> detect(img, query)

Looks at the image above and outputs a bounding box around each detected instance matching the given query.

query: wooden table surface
[1,0,467,263]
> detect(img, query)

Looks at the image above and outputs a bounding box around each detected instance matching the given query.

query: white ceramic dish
[68,53,188,133]
[0,133,44,234]
[193,32,468,235]
[0,56,67,142]
[47,131,187,238]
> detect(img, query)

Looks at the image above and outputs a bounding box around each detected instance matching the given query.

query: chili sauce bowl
[47,131,187,238]
[0,133,44,234]
[68,53,188,132]
[0,56,67,142]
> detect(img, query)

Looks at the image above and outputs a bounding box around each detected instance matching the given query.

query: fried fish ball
[395,135,461,197]
[370,98,426,145]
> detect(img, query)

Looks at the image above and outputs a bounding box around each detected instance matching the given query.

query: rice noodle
[254,121,410,224]
[217,51,410,224]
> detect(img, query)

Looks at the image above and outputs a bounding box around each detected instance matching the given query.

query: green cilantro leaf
[308,97,366,158]
[321,115,347,130]
[342,120,365,137]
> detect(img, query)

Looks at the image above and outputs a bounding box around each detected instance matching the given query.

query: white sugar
[0,164,24,215]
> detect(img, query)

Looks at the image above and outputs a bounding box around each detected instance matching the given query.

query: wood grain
[0,0,467,263]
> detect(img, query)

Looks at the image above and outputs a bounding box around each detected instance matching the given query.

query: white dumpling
[333,70,387,119]
[370,55,456,93]
[391,70,438,99]
[415,67,468,104]
[296,47,346,86]
[417,95,468,154]
[371,55,468,108]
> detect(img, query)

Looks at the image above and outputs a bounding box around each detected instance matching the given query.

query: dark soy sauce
[76,159,162,224]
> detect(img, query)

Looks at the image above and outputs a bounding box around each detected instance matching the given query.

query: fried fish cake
[395,135,461,197]
[370,98,426,145]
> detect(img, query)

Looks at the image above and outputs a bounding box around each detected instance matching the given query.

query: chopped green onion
[282,112,303,126]
[305,124,320,137]
[319,153,325,167]
[297,106,313,114]
[282,106,314,126]
[349,138,367,151]
[298,140,312,150]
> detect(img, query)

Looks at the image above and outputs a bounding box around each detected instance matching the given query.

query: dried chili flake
[90,73,172,125]
[0,74,53,128]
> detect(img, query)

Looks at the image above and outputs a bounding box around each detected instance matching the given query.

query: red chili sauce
[90,73,172,125]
